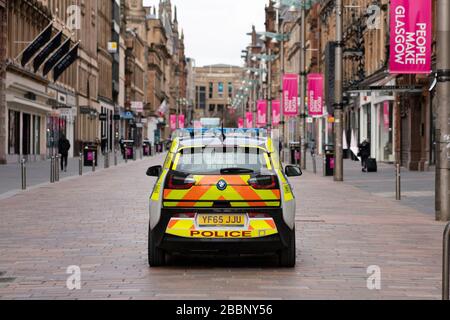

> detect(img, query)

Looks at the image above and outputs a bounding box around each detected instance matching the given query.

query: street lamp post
[334,0,344,182]
[437,0,450,221]
[300,5,307,170]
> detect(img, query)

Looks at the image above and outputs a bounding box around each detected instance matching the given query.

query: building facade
[0,0,6,163]
[194,64,243,126]
[255,0,437,171]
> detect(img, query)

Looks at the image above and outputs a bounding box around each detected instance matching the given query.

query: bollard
[104,152,109,169]
[114,149,118,166]
[79,152,83,176]
[443,223,450,300]
[323,154,326,177]
[312,154,317,174]
[21,158,27,190]
[140,148,143,160]
[396,163,401,201]
[133,147,137,161]
[55,155,60,182]
[50,156,55,183]
[92,151,96,172]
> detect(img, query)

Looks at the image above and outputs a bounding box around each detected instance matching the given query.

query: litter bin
[289,142,301,165]
[83,143,98,167]
[143,140,152,157]
[122,140,134,160]
[323,144,335,176]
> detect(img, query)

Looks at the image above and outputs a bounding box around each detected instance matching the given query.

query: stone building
[145,0,187,139]
[194,64,243,126]
[0,0,6,163]
[4,0,54,163]
[257,0,437,171]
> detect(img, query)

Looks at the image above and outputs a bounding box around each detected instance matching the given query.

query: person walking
[58,134,71,172]
[358,139,371,172]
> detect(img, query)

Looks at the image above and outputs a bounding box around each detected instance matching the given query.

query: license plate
[197,214,246,227]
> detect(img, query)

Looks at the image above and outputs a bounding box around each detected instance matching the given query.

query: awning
[6,95,53,113]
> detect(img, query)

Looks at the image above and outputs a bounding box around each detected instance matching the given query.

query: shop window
[8,110,20,155]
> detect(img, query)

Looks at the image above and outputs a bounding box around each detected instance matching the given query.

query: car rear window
[173,147,270,174]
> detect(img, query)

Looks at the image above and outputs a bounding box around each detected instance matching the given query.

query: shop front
[5,73,50,163]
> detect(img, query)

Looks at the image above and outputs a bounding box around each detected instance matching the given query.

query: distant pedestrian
[309,139,316,157]
[279,139,283,157]
[58,134,71,172]
[358,139,371,172]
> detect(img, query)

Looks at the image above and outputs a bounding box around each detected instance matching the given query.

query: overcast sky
[142,0,267,67]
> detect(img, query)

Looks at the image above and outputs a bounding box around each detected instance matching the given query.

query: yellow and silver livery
[146,128,301,267]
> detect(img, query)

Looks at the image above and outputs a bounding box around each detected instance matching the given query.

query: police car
[146,128,302,267]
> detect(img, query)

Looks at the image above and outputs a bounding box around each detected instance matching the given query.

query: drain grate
[0,271,16,283]
[0,277,15,283]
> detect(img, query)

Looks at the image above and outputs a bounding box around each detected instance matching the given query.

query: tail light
[248,175,279,190]
[166,174,195,190]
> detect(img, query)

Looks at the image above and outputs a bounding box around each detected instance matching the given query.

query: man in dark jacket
[58,134,71,172]
[358,139,371,172]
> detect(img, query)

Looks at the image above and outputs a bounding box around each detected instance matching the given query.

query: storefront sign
[283,74,299,116]
[245,112,253,129]
[389,0,432,74]
[131,101,144,113]
[272,100,281,126]
[257,100,267,127]
[99,113,108,121]
[170,114,177,130]
[307,74,324,117]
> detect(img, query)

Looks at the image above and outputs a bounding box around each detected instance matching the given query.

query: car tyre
[148,228,166,267]
[279,228,296,268]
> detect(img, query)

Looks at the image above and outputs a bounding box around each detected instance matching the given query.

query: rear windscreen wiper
[220,168,254,174]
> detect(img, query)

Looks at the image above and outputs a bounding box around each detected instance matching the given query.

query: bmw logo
[217,180,227,191]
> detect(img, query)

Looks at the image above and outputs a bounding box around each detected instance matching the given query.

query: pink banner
[257,100,267,127]
[238,117,244,129]
[178,114,185,129]
[170,115,177,130]
[283,74,299,116]
[307,74,324,117]
[389,0,432,74]
[383,101,390,129]
[245,112,253,128]
[272,100,281,126]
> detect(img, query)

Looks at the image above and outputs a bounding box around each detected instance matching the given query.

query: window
[209,104,216,112]
[228,82,233,98]
[218,82,224,96]
[209,82,213,99]
[196,86,206,109]
[8,110,20,155]
[175,147,269,175]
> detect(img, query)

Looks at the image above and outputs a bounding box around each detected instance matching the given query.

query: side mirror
[285,165,303,177]
[147,165,163,177]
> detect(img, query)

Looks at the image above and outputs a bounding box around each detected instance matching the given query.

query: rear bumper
[151,208,292,254]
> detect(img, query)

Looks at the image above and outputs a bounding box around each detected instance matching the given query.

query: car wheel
[148,228,166,267]
[279,228,296,268]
